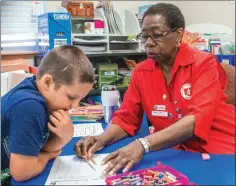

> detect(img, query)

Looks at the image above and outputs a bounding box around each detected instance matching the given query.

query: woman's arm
[100,123,129,146]
[145,115,194,151]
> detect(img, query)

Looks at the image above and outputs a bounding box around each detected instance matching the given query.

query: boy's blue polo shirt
[1,76,50,170]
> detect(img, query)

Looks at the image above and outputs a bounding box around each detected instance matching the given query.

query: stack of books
[69,105,104,122]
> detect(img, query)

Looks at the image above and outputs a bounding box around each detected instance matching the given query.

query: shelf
[73,40,108,44]
[36,51,145,58]
[85,51,146,57]
[1,51,38,56]
[73,33,107,37]
[71,16,94,21]
[110,41,139,44]
[72,34,134,37]
[109,34,129,37]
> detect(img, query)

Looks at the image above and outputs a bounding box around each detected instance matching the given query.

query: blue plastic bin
[215,54,235,66]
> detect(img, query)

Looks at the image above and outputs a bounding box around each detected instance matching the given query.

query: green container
[97,63,118,88]
[117,75,131,88]
[100,76,117,82]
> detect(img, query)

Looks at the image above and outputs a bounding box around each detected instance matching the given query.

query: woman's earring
[176,40,181,48]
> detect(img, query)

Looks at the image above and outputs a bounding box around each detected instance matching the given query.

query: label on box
[104,71,115,76]
[54,39,67,48]
[222,59,230,64]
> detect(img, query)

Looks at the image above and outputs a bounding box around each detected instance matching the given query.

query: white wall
[44,1,235,31]
[177,1,235,32]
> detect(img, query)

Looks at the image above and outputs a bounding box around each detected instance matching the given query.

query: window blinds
[1,1,44,52]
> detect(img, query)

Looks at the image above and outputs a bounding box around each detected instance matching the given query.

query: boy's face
[38,75,93,113]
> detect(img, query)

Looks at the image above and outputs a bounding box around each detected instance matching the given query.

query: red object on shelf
[29,66,38,75]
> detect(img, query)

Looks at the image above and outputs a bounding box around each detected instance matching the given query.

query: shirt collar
[174,43,195,67]
[140,43,195,71]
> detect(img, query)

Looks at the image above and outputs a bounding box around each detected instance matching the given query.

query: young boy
[1,45,95,182]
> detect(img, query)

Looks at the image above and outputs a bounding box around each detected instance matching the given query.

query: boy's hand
[48,109,74,143]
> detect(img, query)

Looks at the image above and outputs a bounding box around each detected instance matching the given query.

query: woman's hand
[101,140,145,175]
[74,136,105,159]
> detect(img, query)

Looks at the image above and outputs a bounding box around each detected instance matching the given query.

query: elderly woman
[74,3,235,175]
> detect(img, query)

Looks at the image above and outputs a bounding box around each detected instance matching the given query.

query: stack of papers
[72,36,107,52]
[69,105,104,122]
[102,1,123,35]
[74,45,106,52]
[45,154,109,185]
[73,123,104,137]
[73,37,108,44]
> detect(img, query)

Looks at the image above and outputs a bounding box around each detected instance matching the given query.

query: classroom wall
[44,1,235,31]
[177,1,235,32]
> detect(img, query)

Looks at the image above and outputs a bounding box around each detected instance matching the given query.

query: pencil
[82,156,97,171]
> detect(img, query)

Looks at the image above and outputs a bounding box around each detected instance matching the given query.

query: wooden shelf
[1,51,38,56]
[71,16,94,21]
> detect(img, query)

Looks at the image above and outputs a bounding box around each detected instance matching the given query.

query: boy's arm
[10,150,61,182]
[42,132,69,152]
[7,100,56,181]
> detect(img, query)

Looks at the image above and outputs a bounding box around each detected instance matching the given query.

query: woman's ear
[176,27,184,42]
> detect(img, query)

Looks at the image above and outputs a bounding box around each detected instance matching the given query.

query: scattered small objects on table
[202,153,211,161]
[110,169,178,185]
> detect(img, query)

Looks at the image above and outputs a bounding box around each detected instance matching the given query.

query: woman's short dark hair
[142,3,185,29]
[36,45,95,86]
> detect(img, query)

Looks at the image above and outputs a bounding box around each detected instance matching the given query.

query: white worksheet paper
[45,154,109,185]
[73,123,104,137]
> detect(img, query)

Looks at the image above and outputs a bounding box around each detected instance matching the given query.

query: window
[1,1,44,52]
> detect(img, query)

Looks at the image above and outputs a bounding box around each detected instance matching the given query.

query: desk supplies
[101,85,120,123]
[202,153,211,161]
[45,154,109,185]
[105,164,189,185]
[69,105,104,122]
[73,123,104,137]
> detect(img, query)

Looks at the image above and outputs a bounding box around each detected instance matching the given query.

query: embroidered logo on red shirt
[180,83,192,100]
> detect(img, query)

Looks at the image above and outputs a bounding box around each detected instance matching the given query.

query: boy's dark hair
[142,3,185,29]
[36,45,95,86]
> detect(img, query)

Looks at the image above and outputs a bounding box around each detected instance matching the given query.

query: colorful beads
[111,170,178,185]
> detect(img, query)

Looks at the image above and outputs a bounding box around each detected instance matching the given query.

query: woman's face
[141,14,183,63]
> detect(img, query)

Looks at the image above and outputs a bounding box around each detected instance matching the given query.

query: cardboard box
[38,13,72,55]
[1,70,33,97]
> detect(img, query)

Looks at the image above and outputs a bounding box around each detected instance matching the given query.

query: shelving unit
[35,7,146,97]
[60,7,142,54]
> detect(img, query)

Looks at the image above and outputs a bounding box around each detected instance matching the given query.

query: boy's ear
[41,74,54,91]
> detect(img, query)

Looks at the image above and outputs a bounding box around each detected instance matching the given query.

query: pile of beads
[110,170,178,185]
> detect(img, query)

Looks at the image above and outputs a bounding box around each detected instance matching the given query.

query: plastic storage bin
[97,63,118,88]
[215,54,235,66]
[105,165,189,185]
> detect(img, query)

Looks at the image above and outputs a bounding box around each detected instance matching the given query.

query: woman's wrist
[137,138,151,154]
